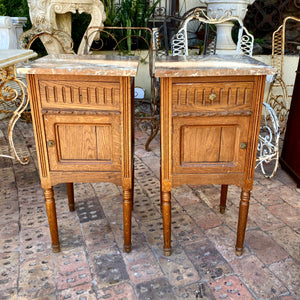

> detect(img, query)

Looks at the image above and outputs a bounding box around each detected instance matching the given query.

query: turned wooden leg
[236,189,250,256]
[44,187,60,253]
[66,183,75,211]
[162,191,171,256]
[123,189,133,253]
[220,184,228,214]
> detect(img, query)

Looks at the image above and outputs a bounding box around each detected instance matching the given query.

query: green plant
[118,0,161,51]
[0,4,7,15]
[0,0,30,27]
[102,0,120,26]
[254,38,265,45]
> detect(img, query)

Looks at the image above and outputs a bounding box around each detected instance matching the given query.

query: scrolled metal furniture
[266,16,300,129]
[169,8,254,56]
[0,49,37,165]
[256,102,280,178]
[256,16,300,178]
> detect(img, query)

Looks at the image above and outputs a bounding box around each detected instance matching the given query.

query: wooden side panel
[121,76,134,190]
[27,74,51,188]
[160,77,173,192]
[243,75,267,190]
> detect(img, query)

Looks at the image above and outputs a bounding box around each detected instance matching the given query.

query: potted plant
[200,0,255,53]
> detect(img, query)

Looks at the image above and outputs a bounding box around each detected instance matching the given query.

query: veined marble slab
[155,55,277,77]
[17,54,140,76]
[0,49,37,68]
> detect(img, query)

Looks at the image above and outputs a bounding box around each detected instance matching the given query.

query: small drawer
[37,75,120,111]
[172,77,255,113]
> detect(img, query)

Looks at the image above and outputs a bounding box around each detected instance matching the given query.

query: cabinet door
[44,114,121,172]
[172,115,250,174]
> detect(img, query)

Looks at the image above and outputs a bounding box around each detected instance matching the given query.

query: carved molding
[25,0,106,54]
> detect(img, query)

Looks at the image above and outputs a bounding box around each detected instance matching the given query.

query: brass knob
[240,142,247,149]
[209,92,217,102]
[47,140,55,147]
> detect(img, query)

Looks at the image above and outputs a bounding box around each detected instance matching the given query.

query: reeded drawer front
[44,114,121,172]
[172,115,250,174]
[37,75,120,111]
[172,77,254,113]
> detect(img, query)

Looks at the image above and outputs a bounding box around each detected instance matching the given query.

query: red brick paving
[0,121,299,299]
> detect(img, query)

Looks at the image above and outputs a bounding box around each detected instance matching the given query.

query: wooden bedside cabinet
[155,55,276,256]
[18,54,139,253]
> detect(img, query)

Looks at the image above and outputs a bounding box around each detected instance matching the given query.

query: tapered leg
[44,187,60,253]
[123,189,133,253]
[235,189,250,256]
[220,184,228,214]
[66,183,75,211]
[162,191,171,256]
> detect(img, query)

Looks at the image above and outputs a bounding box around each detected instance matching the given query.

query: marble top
[0,49,37,68]
[155,55,277,77]
[17,54,140,76]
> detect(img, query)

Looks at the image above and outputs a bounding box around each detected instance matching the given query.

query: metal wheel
[181,8,208,52]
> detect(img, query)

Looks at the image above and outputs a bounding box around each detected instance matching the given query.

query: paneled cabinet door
[43,114,122,172]
[172,115,250,174]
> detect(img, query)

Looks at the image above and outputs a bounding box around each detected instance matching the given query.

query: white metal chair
[256,16,300,178]
[170,8,254,56]
[266,16,300,130]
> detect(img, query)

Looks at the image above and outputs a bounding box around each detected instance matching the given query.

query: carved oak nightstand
[18,54,139,253]
[155,55,276,256]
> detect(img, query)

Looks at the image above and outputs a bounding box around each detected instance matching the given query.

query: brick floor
[0,120,300,299]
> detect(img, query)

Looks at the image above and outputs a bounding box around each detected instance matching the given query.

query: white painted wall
[254,55,299,107]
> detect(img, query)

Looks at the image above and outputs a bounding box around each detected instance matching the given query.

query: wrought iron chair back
[267,16,300,127]
[153,15,185,57]
[169,8,254,57]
